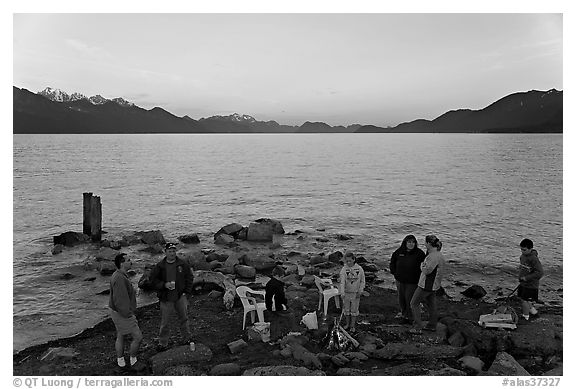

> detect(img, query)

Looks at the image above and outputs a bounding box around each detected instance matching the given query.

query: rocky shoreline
[13,219,563,376]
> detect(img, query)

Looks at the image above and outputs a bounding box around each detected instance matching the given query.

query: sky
[12,12,563,127]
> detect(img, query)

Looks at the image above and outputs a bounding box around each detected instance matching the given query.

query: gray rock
[247,222,273,242]
[328,251,343,263]
[234,265,256,279]
[150,344,212,375]
[224,252,246,267]
[300,275,316,287]
[310,254,326,265]
[458,355,485,372]
[178,234,200,244]
[242,365,324,376]
[97,261,116,276]
[121,234,142,245]
[52,244,64,255]
[543,363,563,376]
[253,218,285,234]
[139,230,166,246]
[53,231,89,247]
[244,255,277,271]
[95,247,118,261]
[486,352,530,376]
[210,363,241,376]
[215,234,235,245]
[215,223,244,238]
[461,285,487,299]
[227,339,248,354]
[448,331,467,347]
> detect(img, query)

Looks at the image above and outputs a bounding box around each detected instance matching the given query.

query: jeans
[159,295,192,346]
[410,287,438,329]
[395,281,418,319]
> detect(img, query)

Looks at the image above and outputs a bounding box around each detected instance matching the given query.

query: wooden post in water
[83,192,93,236]
[83,192,102,242]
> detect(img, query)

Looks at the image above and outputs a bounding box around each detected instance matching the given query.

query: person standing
[409,235,445,333]
[339,251,366,333]
[109,253,143,368]
[518,238,544,321]
[265,266,288,312]
[390,235,426,324]
[149,243,194,351]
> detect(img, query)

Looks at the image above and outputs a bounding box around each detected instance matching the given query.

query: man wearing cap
[149,243,194,351]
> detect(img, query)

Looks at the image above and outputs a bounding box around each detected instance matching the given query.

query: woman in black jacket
[390,235,426,323]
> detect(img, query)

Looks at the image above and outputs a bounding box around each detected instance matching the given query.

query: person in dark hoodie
[390,235,426,324]
[518,238,544,321]
[265,266,288,312]
[149,243,194,351]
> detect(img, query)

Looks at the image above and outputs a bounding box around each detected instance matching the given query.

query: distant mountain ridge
[13,86,562,134]
[356,89,562,134]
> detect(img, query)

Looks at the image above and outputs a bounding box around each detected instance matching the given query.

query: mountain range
[13,86,562,134]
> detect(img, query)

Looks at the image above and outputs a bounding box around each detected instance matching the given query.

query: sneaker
[394,312,404,319]
[529,307,539,315]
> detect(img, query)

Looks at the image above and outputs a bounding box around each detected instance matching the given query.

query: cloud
[64,39,113,60]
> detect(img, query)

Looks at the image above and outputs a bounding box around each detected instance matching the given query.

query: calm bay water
[12,133,563,351]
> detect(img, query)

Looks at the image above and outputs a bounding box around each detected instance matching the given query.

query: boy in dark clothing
[265,266,288,311]
[518,238,544,320]
[149,243,194,350]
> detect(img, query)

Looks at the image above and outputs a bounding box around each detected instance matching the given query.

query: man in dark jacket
[390,235,426,324]
[149,243,194,350]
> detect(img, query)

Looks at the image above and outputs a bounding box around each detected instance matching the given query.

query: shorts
[518,285,539,302]
[110,309,141,337]
[342,293,360,316]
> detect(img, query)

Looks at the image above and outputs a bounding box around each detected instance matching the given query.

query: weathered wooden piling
[83,192,102,242]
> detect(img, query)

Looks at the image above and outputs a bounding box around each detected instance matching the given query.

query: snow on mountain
[38,87,71,102]
[112,97,134,107]
[37,87,134,106]
[88,95,109,105]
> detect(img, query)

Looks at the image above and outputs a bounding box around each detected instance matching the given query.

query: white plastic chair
[313,275,340,317]
[236,285,267,330]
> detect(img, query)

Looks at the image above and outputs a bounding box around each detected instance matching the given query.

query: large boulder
[149,344,212,375]
[247,222,274,242]
[254,218,285,234]
[138,230,166,246]
[485,352,530,376]
[242,365,325,376]
[53,232,89,247]
[215,223,244,238]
